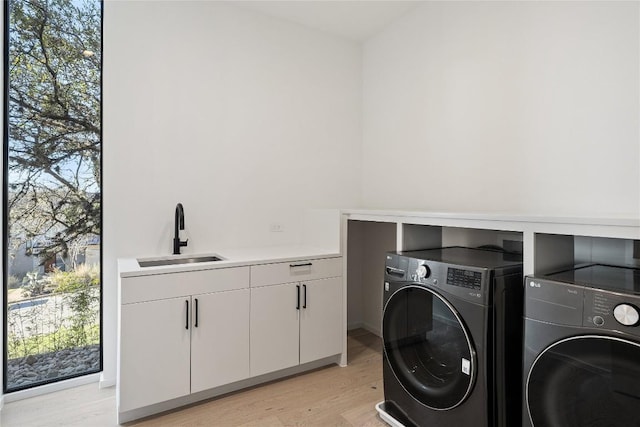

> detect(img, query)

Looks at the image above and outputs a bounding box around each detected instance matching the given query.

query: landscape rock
[6,345,100,390]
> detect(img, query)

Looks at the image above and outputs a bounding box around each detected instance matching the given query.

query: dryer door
[383,285,476,410]
[527,335,640,427]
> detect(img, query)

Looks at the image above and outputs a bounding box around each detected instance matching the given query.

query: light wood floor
[1,329,385,426]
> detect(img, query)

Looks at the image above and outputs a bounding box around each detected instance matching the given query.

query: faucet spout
[173,203,188,254]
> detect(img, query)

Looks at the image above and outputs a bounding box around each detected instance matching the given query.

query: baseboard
[349,321,381,337]
[347,321,364,330]
[99,373,115,389]
[361,321,382,338]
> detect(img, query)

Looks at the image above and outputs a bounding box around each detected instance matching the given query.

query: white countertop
[118,245,341,278]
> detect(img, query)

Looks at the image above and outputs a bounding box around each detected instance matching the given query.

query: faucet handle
[180,239,188,247]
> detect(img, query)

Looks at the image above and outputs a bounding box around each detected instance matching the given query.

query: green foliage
[49,264,99,293]
[7,324,99,360]
[50,265,100,345]
[7,265,100,359]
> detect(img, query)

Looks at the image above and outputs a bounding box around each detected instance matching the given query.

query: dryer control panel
[584,289,640,333]
[526,276,640,338]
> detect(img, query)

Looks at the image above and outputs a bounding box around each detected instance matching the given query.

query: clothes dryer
[523,264,640,427]
[378,247,523,427]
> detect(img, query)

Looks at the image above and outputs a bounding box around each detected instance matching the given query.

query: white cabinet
[118,267,250,414]
[191,288,250,393]
[250,258,343,377]
[119,297,191,412]
[118,255,343,422]
[250,283,300,376]
[299,277,342,364]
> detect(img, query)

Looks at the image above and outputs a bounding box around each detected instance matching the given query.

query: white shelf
[342,209,640,228]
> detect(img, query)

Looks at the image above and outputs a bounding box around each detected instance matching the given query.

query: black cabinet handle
[290,262,312,268]
[303,284,307,309]
[194,298,199,328]
[296,285,300,310]
[185,300,189,330]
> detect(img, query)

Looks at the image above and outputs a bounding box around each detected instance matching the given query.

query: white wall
[362,1,640,217]
[103,1,362,384]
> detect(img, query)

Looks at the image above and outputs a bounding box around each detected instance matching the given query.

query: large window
[3,0,102,392]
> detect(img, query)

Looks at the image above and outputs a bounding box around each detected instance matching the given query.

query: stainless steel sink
[137,255,225,268]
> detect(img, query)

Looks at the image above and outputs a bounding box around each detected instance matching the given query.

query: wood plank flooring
[0,329,385,426]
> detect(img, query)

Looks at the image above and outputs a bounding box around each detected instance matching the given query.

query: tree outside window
[5,0,102,392]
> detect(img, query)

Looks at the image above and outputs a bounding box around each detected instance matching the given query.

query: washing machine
[523,264,640,427]
[377,247,523,427]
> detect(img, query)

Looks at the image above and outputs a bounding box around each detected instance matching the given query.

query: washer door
[383,285,476,410]
[527,335,640,427]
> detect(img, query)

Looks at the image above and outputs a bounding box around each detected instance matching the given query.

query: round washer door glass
[527,336,640,427]
[383,285,475,410]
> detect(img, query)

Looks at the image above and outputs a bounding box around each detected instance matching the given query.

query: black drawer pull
[296,285,300,310]
[185,300,189,330]
[194,298,199,328]
[303,284,307,309]
[290,262,312,268]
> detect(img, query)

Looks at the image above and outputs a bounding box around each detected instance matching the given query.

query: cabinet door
[299,277,343,364]
[250,283,300,377]
[191,289,250,393]
[119,297,191,412]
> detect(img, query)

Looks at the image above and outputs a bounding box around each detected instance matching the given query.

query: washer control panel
[584,289,640,332]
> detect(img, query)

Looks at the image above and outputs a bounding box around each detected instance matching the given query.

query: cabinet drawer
[250,257,342,287]
[121,267,250,304]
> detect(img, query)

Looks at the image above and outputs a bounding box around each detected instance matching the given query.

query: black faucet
[173,203,188,255]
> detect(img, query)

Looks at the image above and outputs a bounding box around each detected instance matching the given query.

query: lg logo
[530,281,541,288]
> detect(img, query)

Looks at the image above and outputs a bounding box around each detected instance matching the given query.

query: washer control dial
[416,264,431,279]
[613,303,640,327]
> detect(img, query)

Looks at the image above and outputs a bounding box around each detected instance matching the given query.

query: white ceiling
[228,1,421,42]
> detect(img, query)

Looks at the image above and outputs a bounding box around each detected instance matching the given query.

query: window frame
[2,0,104,393]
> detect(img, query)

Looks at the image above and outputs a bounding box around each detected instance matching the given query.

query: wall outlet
[270,223,284,233]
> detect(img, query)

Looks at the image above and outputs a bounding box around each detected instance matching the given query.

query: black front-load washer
[523,264,640,427]
[379,247,523,427]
